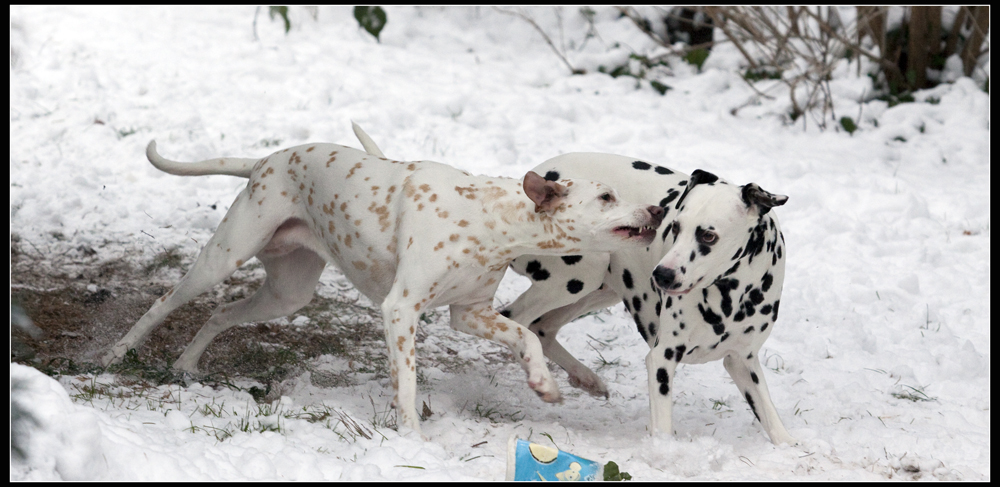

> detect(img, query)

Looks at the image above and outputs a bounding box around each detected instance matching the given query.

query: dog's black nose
[647,205,665,226]
[652,266,676,291]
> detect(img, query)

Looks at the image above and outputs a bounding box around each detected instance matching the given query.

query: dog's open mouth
[614,225,657,242]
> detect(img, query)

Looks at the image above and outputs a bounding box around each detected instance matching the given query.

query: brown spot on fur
[353,261,367,270]
[537,239,565,249]
[434,242,444,251]
[236,259,244,267]
[458,220,469,227]
[346,162,363,179]
[449,234,460,242]
[306,146,315,152]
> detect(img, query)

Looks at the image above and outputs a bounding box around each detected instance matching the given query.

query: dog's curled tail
[146,141,257,178]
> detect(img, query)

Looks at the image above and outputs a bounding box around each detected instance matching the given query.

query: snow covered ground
[10,6,989,481]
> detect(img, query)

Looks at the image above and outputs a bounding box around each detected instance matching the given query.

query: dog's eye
[698,231,718,245]
[599,193,615,203]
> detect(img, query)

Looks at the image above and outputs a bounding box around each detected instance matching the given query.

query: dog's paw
[527,374,563,404]
[568,372,609,399]
[99,345,128,367]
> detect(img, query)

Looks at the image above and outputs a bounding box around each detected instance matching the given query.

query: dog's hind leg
[101,191,281,366]
[722,353,797,445]
[172,246,326,373]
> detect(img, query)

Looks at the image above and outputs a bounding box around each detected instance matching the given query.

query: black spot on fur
[531,316,542,325]
[655,300,662,316]
[567,279,585,294]
[664,348,674,361]
[771,300,780,321]
[741,222,768,264]
[744,325,755,334]
[648,321,657,337]
[525,260,550,281]
[632,161,652,170]
[561,255,583,265]
[632,296,642,312]
[622,268,634,289]
[760,322,769,332]
[760,304,772,315]
[715,278,738,317]
[499,309,511,318]
[698,303,723,328]
[633,313,649,342]
[543,170,560,181]
[659,189,680,208]
[656,367,670,395]
[750,371,759,384]
[745,391,760,421]
[750,288,765,305]
[674,345,685,362]
[537,329,545,337]
[655,166,674,175]
[761,272,773,292]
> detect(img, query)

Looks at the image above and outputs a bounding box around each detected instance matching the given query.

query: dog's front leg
[450,302,561,403]
[380,285,424,439]
[646,344,679,436]
[722,353,797,445]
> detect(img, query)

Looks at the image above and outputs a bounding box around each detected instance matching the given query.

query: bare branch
[494,7,585,75]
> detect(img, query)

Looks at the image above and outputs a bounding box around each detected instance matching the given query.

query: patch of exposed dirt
[11,236,398,396]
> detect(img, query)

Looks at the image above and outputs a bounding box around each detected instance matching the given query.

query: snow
[10,6,989,481]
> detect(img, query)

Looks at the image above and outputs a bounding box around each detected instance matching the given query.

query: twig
[494,7,584,75]
[704,7,760,70]
[252,6,260,42]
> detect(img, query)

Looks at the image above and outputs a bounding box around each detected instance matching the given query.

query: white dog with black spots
[503,153,795,445]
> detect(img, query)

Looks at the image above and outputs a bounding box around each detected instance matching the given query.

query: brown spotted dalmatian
[100,125,664,438]
[501,153,796,445]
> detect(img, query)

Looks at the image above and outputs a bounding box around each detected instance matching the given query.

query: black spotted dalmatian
[503,153,795,445]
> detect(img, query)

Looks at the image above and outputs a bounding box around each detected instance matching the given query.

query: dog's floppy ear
[523,171,568,213]
[674,169,720,210]
[741,183,788,216]
[689,169,720,186]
